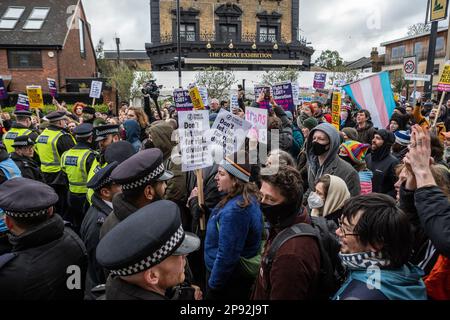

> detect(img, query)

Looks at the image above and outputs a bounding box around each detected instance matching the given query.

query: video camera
[141,80,162,100]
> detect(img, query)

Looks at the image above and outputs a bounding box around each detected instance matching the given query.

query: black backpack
[263,216,346,299]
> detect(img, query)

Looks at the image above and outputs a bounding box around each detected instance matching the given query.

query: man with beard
[366,129,399,198]
[252,165,321,300]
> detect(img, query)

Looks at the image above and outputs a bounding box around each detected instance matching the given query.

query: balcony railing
[160,32,291,45]
[259,34,277,43]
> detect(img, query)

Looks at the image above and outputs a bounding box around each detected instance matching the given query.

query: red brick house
[0,0,97,94]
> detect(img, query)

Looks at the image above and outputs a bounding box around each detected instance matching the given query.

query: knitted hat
[394,130,411,146]
[301,117,318,130]
[339,140,370,165]
[221,151,251,183]
[324,114,332,124]
[376,129,395,145]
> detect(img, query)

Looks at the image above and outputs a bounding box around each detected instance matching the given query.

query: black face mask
[261,201,299,228]
[312,142,330,156]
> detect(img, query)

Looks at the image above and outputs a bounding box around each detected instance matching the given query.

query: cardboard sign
[313,73,327,89]
[89,81,103,99]
[178,110,212,172]
[230,94,240,113]
[0,77,7,100]
[254,85,271,109]
[26,86,44,109]
[209,108,252,157]
[16,94,30,111]
[438,61,450,92]
[189,86,206,110]
[299,87,313,103]
[173,89,193,111]
[292,84,300,106]
[198,87,209,108]
[332,92,342,130]
[272,82,295,112]
[47,78,57,98]
[245,107,268,144]
[314,89,331,105]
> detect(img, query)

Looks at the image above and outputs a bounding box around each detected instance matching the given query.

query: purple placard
[0,78,7,100]
[15,94,30,111]
[47,78,57,97]
[254,86,271,109]
[272,82,295,112]
[173,88,194,111]
[313,73,327,90]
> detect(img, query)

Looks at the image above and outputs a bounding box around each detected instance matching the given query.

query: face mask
[312,142,329,156]
[261,201,298,227]
[308,192,324,209]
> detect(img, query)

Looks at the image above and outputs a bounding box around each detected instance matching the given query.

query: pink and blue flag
[343,72,396,129]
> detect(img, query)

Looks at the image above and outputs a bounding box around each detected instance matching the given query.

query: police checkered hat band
[121,163,165,191]
[110,225,185,276]
[13,140,32,147]
[96,128,119,136]
[93,177,113,191]
[5,208,49,218]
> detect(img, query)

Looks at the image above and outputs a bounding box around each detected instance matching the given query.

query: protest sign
[0,77,8,100]
[254,85,271,109]
[26,86,44,109]
[178,110,212,172]
[313,73,327,89]
[292,83,300,107]
[173,89,193,111]
[89,81,103,99]
[272,82,295,112]
[299,87,313,103]
[332,92,342,130]
[314,89,331,105]
[16,94,30,111]
[209,109,252,157]
[189,85,206,110]
[230,94,240,113]
[198,87,209,108]
[47,78,57,98]
[438,61,450,92]
[245,107,268,144]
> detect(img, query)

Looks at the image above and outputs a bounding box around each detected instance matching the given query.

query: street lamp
[176,0,182,88]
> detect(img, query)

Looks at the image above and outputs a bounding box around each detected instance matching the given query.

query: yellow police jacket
[2,128,33,153]
[36,128,75,174]
[86,158,108,204]
[61,148,95,194]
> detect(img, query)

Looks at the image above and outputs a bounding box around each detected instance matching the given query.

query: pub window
[260,26,277,43]
[180,23,196,41]
[391,45,405,59]
[7,50,42,68]
[436,36,445,52]
[79,19,86,58]
[219,24,238,42]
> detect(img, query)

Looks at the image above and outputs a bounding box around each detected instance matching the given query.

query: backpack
[263,216,346,299]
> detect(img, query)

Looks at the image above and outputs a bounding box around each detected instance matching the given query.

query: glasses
[338,218,359,237]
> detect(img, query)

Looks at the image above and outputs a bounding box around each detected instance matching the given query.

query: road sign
[403,56,417,77]
[430,0,449,22]
[404,74,432,82]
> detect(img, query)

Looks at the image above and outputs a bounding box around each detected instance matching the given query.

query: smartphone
[264,88,271,101]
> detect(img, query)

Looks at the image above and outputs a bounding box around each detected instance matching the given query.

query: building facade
[103,50,152,71]
[0,0,97,94]
[146,0,314,71]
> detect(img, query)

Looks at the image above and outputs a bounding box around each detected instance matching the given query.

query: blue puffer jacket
[204,195,263,290]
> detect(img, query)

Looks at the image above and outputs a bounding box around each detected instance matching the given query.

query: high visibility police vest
[2,128,32,153]
[61,148,94,194]
[36,129,75,174]
[86,158,108,204]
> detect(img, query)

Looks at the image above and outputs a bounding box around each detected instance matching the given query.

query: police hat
[14,109,32,117]
[73,123,93,138]
[0,178,58,218]
[96,200,200,276]
[12,135,35,148]
[104,141,136,164]
[83,106,96,115]
[45,110,67,122]
[87,162,118,191]
[94,125,120,142]
[110,149,174,191]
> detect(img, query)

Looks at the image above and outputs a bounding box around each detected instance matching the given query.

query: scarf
[339,251,391,270]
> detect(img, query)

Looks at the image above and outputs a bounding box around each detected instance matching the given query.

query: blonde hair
[128,107,149,129]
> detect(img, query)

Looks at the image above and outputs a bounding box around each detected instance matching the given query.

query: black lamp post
[176,0,182,88]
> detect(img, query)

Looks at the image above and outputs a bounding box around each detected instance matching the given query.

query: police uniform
[61,123,97,233]
[96,200,200,300]
[10,135,43,182]
[0,178,87,300]
[99,148,174,239]
[80,162,118,300]
[2,110,39,154]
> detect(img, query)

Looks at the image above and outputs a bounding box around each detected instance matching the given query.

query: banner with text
[173,89,194,111]
[47,78,57,98]
[89,81,103,99]
[272,82,295,112]
[332,92,342,130]
[254,85,271,109]
[26,86,44,109]
[245,107,268,144]
[0,78,7,100]
[16,94,30,111]
[313,73,327,89]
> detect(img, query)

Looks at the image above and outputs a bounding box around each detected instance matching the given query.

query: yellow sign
[331,92,341,131]
[26,85,44,109]
[431,0,449,22]
[438,62,450,91]
[189,86,205,110]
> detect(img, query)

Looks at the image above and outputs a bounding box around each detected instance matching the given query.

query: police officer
[2,109,39,154]
[61,123,96,233]
[96,200,200,300]
[82,106,97,125]
[36,110,76,215]
[0,142,21,185]
[10,135,43,181]
[100,148,174,239]
[80,162,121,300]
[0,178,87,300]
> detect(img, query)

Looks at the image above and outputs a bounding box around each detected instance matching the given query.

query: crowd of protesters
[0,89,449,301]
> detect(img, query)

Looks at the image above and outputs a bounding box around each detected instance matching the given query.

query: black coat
[105,275,168,300]
[0,215,87,300]
[80,193,113,300]
[11,153,43,182]
[366,153,399,198]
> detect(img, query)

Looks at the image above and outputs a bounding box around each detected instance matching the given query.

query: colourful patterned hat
[339,140,370,165]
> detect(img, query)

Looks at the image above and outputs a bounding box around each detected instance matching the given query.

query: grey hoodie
[306,123,360,197]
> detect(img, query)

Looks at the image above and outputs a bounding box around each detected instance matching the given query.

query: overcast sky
[83,0,448,62]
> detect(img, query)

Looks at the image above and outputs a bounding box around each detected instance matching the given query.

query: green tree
[194,67,236,100]
[315,50,344,71]
[261,67,300,86]
[328,65,360,87]
[390,70,412,94]
[108,63,135,103]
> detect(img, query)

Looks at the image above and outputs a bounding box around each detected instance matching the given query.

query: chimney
[371,47,379,60]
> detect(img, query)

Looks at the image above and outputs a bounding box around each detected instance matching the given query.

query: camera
[141,80,161,99]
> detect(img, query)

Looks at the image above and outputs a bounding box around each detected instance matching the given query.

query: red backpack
[423,255,450,300]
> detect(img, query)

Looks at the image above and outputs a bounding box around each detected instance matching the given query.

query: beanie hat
[339,140,370,165]
[300,117,318,130]
[324,114,332,124]
[285,111,294,122]
[341,127,359,141]
[394,130,411,146]
[221,151,251,183]
[394,106,407,115]
[390,113,407,130]
[376,129,395,145]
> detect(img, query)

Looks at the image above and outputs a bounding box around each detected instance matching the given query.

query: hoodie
[123,120,142,153]
[333,264,427,300]
[306,123,360,197]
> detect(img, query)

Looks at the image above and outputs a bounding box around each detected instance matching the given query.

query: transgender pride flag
[343,72,396,129]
